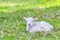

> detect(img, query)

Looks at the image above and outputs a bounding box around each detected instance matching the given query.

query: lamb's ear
[23,17,27,20]
[34,18,38,20]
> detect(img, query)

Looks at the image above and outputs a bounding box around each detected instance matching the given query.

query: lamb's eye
[28,24,30,26]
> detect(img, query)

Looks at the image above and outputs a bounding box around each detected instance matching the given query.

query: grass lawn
[0,0,60,40]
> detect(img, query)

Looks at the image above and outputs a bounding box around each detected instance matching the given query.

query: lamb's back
[39,21,53,31]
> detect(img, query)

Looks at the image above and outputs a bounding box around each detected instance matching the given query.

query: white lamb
[23,17,53,33]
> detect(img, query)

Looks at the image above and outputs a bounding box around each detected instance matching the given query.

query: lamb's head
[23,17,38,23]
[23,17,38,31]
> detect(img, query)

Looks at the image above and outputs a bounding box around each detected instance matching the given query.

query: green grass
[0,0,60,40]
[0,0,60,9]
